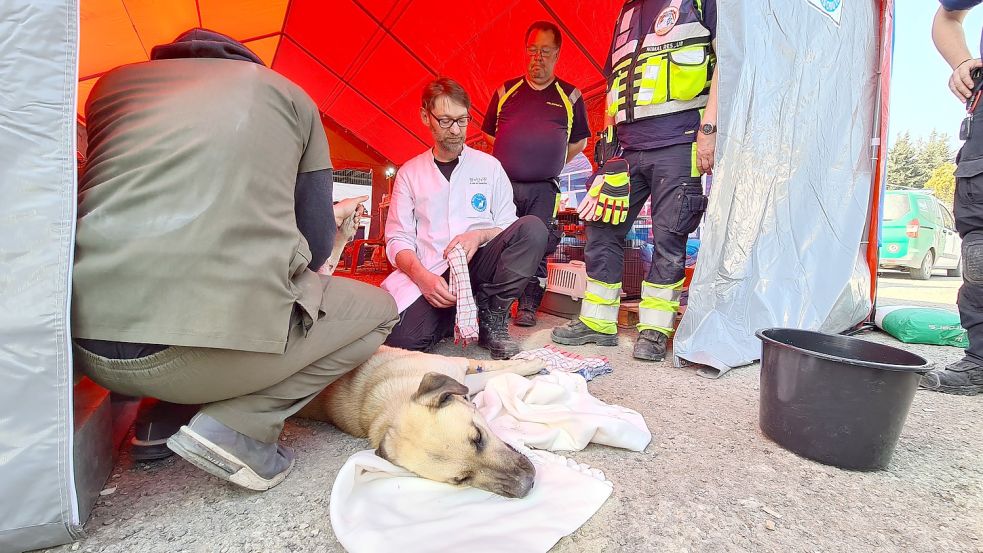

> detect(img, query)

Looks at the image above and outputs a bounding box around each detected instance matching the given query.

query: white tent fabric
[673,0,878,378]
[0,1,81,551]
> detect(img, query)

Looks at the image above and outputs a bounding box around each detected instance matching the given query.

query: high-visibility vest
[606,0,714,125]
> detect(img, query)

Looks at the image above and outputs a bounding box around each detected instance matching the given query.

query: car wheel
[909,250,935,280]
[948,257,962,278]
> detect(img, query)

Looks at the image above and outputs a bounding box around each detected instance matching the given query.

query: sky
[890,3,983,152]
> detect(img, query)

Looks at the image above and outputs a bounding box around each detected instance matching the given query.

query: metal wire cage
[547,209,652,300]
[333,168,373,187]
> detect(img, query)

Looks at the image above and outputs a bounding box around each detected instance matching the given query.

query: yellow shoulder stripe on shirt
[555,81,574,142]
[495,80,525,135]
[496,79,581,143]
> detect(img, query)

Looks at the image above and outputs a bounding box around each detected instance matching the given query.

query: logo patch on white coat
[471,193,488,212]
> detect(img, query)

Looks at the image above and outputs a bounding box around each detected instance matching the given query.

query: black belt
[961,69,983,140]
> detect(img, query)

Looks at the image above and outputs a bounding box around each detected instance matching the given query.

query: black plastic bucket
[755,328,932,471]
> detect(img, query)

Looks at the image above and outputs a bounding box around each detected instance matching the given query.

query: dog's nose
[497,474,535,498]
[510,453,536,498]
[484,447,538,498]
[514,471,535,498]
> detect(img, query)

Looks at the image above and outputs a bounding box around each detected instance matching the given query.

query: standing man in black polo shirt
[483,21,591,327]
[920,1,983,395]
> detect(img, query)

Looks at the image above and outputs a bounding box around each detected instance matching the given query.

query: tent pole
[864,0,895,325]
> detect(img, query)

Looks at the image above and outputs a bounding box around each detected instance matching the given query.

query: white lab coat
[382,146,518,312]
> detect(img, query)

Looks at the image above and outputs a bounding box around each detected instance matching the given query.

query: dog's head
[376,372,536,498]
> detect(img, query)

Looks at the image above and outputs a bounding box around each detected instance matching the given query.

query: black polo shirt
[940,0,982,55]
[483,77,590,182]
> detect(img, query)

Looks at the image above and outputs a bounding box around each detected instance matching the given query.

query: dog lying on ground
[309,198,543,498]
[298,347,545,498]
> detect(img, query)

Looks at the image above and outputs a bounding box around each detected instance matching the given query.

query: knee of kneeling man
[383,332,430,352]
[381,295,399,323]
[515,215,549,246]
[361,287,399,322]
[964,237,983,285]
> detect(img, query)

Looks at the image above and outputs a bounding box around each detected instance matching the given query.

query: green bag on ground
[874,306,969,348]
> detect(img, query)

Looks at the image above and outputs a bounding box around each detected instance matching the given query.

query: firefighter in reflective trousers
[552,0,719,361]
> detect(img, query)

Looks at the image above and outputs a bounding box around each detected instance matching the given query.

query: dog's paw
[318,259,338,275]
[515,358,548,377]
[339,213,358,239]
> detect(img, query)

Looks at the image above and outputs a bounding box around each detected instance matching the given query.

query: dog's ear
[376,432,394,463]
[412,372,469,409]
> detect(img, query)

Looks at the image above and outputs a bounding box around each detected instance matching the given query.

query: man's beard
[437,136,464,155]
[528,63,547,81]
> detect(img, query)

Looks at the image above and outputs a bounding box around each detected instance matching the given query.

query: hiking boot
[131,400,201,461]
[515,284,545,328]
[551,319,618,346]
[166,413,296,491]
[515,310,536,327]
[633,329,670,362]
[919,357,983,396]
[479,306,522,359]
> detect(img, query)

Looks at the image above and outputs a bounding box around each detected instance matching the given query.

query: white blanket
[473,372,651,452]
[330,448,612,553]
[329,372,651,553]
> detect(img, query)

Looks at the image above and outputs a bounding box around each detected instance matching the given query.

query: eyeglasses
[525,46,557,58]
[428,110,471,129]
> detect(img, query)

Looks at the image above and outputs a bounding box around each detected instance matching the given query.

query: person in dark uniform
[922,2,983,395]
[551,0,717,362]
[482,21,591,327]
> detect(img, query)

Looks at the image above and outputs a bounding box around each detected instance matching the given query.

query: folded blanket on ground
[510,344,613,381]
[330,447,612,553]
[329,372,651,552]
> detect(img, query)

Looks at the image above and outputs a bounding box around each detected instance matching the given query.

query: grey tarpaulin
[0,1,82,551]
[673,0,878,378]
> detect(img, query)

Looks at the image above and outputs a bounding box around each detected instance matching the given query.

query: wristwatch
[700,123,717,135]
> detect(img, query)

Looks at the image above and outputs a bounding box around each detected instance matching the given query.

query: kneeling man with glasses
[381,77,549,359]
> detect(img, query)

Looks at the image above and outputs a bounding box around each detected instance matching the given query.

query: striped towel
[447,244,479,345]
[510,344,613,382]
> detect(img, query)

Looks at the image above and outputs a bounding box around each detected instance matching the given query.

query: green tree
[887,131,921,189]
[924,162,957,207]
[917,130,954,186]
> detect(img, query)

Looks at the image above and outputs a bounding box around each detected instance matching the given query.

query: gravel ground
[38,305,983,553]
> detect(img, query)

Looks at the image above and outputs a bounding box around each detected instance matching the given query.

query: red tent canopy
[79,0,624,166]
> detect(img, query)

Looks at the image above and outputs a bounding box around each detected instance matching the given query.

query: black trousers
[585,142,707,286]
[512,179,563,287]
[384,215,548,351]
[954,121,983,363]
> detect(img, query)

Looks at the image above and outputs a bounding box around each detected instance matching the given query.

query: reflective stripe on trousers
[579,278,621,335]
[638,279,683,335]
